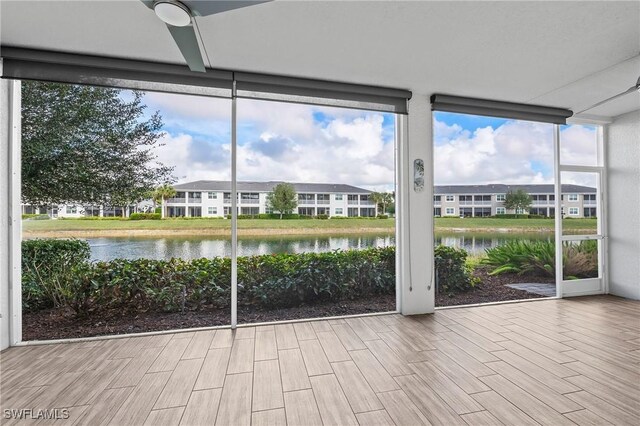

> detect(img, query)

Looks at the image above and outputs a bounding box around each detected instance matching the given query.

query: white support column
[399,95,434,315]
[0,72,22,350]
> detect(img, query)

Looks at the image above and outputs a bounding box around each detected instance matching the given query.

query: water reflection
[87,234,395,261]
[87,231,553,261]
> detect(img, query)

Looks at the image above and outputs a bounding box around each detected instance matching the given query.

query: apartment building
[434,184,597,218]
[164,181,377,218]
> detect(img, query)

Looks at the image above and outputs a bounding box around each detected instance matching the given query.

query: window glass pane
[433,112,556,305]
[237,98,396,323]
[21,82,232,339]
[561,171,599,235]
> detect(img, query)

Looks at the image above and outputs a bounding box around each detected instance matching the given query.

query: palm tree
[369,191,394,216]
[152,184,177,219]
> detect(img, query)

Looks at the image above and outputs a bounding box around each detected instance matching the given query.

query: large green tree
[21,81,174,207]
[504,189,532,217]
[266,183,298,219]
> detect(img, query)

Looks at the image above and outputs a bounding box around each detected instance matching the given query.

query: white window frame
[496,194,506,202]
[334,194,343,201]
[554,124,606,298]
[207,191,217,199]
[496,207,506,215]
[568,207,579,216]
[334,208,343,215]
[445,207,455,215]
[445,195,454,202]
[567,193,578,201]
[208,206,217,215]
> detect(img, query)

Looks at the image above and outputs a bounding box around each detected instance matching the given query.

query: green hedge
[493,214,550,219]
[22,239,475,315]
[129,213,161,220]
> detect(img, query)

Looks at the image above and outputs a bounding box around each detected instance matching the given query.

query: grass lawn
[22,217,597,235]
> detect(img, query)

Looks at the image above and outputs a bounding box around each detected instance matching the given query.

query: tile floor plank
[283,389,323,426]
[331,360,383,413]
[310,374,358,426]
[180,388,222,426]
[215,372,252,426]
[299,339,333,376]
[252,359,284,412]
[251,408,286,426]
[278,348,311,392]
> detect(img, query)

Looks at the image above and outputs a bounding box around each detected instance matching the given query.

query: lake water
[87,232,553,261]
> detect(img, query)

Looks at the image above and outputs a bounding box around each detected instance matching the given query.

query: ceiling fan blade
[184,0,271,17]
[576,85,638,114]
[166,24,206,72]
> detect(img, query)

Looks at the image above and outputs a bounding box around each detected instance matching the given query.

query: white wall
[0,71,10,350]
[0,75,21,350]
[607,109,640,300]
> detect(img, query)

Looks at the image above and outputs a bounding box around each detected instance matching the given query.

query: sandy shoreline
[22,227,396,239]
[16,226,588,239]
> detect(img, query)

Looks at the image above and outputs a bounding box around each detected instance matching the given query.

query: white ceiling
[1,0,639,119]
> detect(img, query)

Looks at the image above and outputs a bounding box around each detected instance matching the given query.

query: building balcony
[187,198,202,203]
[347,200,359,205]
[166,198,186,204]
[240,199,259,204]
[317,200,330,205]
[299,200,316,205]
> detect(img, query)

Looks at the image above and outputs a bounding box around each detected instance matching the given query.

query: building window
[445,195,454,202]
[434,195,441,203]
[224,206,231,216]
[568,207,579,215]
[241,207,259,215]
[334,194,343,201]
[516,208,526,214]
[208,207,217,215]
[334,208,343,215]
[445,207,455,215]
[317,194,330,204]
[240,192,259,204]
[496,194,506,202]
[66,205,77,214]
[207,192,217,199]
[434,207,441,217]
[347,194,359,204]
[568,194,578,201]
[496,207,506,215]
[298,193,315,204]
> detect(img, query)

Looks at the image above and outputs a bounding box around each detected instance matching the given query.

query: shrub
[22,239,91,312]
[31,214,51,220]
[493,214,551,219]
[434,245,477,295]
[129,213,161,220]
[315,214,329,220]
[482,240,597,279]
[22,245,396,315]
[377,214,389,219]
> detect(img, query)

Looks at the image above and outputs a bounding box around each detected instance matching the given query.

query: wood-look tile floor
[1,295,639,425]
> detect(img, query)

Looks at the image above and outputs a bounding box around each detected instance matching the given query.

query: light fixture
[153,0,192,27]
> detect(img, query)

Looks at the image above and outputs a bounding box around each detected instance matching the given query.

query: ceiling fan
[141,0,269,72]
[576,75,640,114]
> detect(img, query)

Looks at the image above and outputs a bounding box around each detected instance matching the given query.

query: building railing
[317,200,330,205]
[167,198,186,203]
[299,200,316,205]
[472,201,492,205]
[188,198,202,203]
[347,200,359,205]
[240,199,259,204]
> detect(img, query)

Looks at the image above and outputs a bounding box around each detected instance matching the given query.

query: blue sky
[133,90,597,188]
